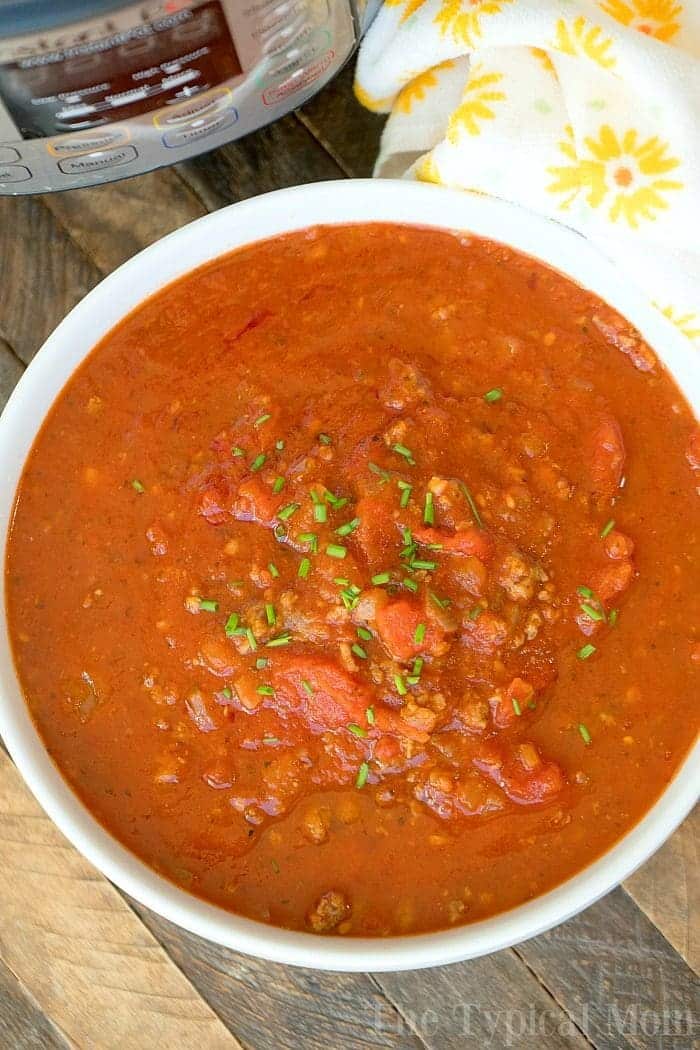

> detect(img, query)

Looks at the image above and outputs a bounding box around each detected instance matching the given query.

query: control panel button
[262,50,335,106]
[154,87,232,128]
[57,145,138,175]
[0,146,21,163]
[48,128,130,158]
[0,164,31,183]
[162,108,238,148]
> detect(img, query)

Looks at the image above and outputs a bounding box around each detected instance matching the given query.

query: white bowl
[0,180,697,972]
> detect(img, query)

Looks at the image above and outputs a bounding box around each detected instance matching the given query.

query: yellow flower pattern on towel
[598,0,683,43]
[396,61,455,114]
[447,65,506,139]
[385,0,429,23]
[552,17,617,69]
[657,304,700,340]
[547,124,683,228]
[435,0,513,48]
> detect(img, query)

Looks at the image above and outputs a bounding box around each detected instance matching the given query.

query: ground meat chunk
[498,551,541,602]
[307,890,350,932]
[380,357,431,410]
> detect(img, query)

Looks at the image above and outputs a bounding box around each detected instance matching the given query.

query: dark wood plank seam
[37,197,109,277]
[619,883,694,971]
[0,335,26,372]
[294,111,355,178]
[510,943,598,1050]
[366,972,432,1050]
[0,955,74,1049]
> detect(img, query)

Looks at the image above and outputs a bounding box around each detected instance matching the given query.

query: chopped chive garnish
[400,484,412,508]
[460,482,483,529]
[414,622,426,645]
[263,736,279,745]
[318,433,332,445]
[336,517,360,537]
[423,491,435,525]
[429,590,451,610]
[220,687,232,699]
[609,608,619,626]
[411,559,437,571]
[368,462,390,483]
[392,443,415,465]
[277,502,299,521]
[231,446,245,457]
[298,532,318,551]
[468,605,482,620]
[372,571,391,586]
[250,453,266,472]
[246,627,258,652]
[397,480,412,489]
[356,761,369,789]
[275,439,285,451]
[348,723,367,738]
[484,387,503,403]
[256,657,268,670]
[357,627,372,641]
[266,633,292,648]
[351,643,368,660]
[403,577,419,593]
[581,602,605,622]
[512,698,522,716]
[578,723,592,745]
[340,589,361,610]
[577,585,593,598]
[257,684,274,696]
[412,656,424,678]
[577,643,596,660]
[334,577,350,586]
[600,519,616,538]
[314,502,327,523]
[301,679,314,696]
[366,707,376,727]
[268,562,280,578]
[528,700,537,710]
[131,478,145,493]
[273,524,287,540]
[199,598,218,612]
[229,580,244,588]
[298,557,311,579]
[326,544,347,559]
[272,475,285,494]
[265,603,276,626]
[270,858,280,872]
[254,413,271,427]
[224,613,239,637]
[394,673,407,696]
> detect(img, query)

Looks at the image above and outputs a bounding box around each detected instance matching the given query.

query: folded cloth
[355,0,700,345]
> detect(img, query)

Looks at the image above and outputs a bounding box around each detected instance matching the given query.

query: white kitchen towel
[355,0,700,344]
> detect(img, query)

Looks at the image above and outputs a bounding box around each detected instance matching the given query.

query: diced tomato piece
[462,610,508,654]
[490,678,535,729]
[474,742,564,805]
[353,496,398,565]
[686,428,700,471]
[589,417,625,499]
[590,559,635,606]
[374,599,446,662]
[414,525,494,563]
[197,478,231,525]
[603,530,635,561]
[232,478,281,528]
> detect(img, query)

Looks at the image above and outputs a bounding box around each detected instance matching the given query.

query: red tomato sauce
[6,224,699,936]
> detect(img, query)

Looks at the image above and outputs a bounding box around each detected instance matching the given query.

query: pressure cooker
[0,0,380,194]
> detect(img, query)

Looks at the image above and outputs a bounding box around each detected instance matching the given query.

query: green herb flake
[423,490,435,526]
[600,518,616,539]
[577,643,597,660]
[372,571,391,586]
[256,657,269,670]
[224,613,239,637]
[231,446,245,458]
[301,679,314,696]
[263,736,279,746]
[578,723,592,745]
[275,439,285,451]
[333,577,350,587]
[368,462,390,484]
[577,585,594,598]
[268,562,280,579]
[348,723,367,738]
[272,475,285,494]
[265,603,276,627]
[392,443,415,465]
[277,502,300,521]
[468,605,482,621]
[131,478,145,493]
[314,502,328,524]
[609,608,619,627]
[581,602,605,622]
[326,543,347,560]
[256,684,274,696]
[429,591,451,610]
[250,452,266,472]
[254,413,271,428]
[270,858,280,873]
[512,698,522,716]
[394,674,408,696]
[220,687,232,699]
[411,558,437,572]
[266,633,292,648]
[199,598,218,613]
[403,577,419,593]
[357,627,372,641]
[298,557,311,579]
[484,387,503,403]
[414,622,426,645]
[355,761,370,789]
[460,482,483,529]
[351,643,368,660]
[366,706,375,725]
[318,433,332,445]
[246,627,258,652]
[400,484,412,508]
[336,517,360,537]
[298,532,318,552]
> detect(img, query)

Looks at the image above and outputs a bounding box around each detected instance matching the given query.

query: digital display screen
[0,2,240,140]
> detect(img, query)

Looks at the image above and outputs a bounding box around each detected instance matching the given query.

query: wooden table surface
[0,64,697,1050]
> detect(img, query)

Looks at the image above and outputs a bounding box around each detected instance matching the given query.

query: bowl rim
[0,178,697,972]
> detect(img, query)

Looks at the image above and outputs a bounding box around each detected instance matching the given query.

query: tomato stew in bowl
[2,186,699,955]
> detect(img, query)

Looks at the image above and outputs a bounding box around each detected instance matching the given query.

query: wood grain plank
[624,806,698,972]
[0,197,101,365]
[514,887,699,1050]
[131,904,425,1050]
[298,63,386,178]
[0,750,240,1050]
[175,115,344,211]
[0,957,70,1050]
[41,169,206,275]
[0,337,24,412]
[373,953,592,1049]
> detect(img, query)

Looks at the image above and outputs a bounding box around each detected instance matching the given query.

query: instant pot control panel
[0,0,376,194]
